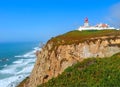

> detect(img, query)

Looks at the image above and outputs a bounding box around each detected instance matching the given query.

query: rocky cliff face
[26,36,120,87]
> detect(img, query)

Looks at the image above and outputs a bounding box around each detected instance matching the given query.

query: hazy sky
[0,0,120,42]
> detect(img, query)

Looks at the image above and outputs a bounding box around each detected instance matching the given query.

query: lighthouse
[84,17,89,27]
[78,17,115,31]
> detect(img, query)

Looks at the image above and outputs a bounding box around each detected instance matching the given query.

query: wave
[0,74,27,87]
[15,47,41,58]
[33,47,40,50]
[0,46,41,87]
[13,59,24,64]
[0,58,36,74]
[0,58,36,87]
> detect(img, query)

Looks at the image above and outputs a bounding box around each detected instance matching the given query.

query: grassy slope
[49,29,120,45]
[38,53,120,87]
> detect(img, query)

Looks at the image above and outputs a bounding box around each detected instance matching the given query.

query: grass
[49,29,120,45]
[38,52,120,87]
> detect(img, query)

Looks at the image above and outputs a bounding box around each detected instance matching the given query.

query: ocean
[0,42,41,87]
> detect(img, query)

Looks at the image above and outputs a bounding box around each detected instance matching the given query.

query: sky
[0,0,120,42]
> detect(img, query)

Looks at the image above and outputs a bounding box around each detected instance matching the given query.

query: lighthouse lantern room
[84,17,89,27]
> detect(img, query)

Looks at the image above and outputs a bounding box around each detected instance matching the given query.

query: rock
[24,36,120,87]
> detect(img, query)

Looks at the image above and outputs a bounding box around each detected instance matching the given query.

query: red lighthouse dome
[85,17,88,23]
[84,17,89,27]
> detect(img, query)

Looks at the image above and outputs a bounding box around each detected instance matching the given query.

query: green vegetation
[38,52,120,87]
[49,29,120,45]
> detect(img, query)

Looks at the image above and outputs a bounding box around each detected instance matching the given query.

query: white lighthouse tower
[78,17,115,31]
[84,17,89,27]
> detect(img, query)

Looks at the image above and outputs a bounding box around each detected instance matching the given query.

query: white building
[78,18,115,31]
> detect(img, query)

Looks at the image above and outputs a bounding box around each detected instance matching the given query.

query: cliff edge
[22,30,120,87]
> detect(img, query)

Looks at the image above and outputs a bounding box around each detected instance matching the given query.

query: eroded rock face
[26,37,120,87]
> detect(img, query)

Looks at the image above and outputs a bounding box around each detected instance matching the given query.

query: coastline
[0,42,41,87]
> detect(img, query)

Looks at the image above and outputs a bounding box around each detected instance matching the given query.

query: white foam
[0,74,27,87]
[0,46,41,87]
[13,59,24,64]
[16,64,34,75]
[0,58,36,87]
[34,47,41,51]
[15,47,41,58]
[0,59,36,74]
[0,67,16,74]
[15,51,35,58]
[34,47,39,50]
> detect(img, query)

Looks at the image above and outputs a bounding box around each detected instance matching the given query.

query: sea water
[0,42,41,87]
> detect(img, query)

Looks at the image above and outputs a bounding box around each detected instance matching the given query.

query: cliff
[22,30,120,87]
[38,52,120,87]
